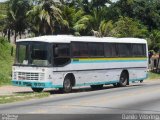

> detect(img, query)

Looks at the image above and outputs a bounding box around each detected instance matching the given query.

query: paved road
[0,80,160,119]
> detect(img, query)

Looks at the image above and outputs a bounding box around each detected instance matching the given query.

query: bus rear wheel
[118,71,128,87]
[32,88,44,92]
[61,77,72,93]
[91,85,103,90]
[113,83,118,87]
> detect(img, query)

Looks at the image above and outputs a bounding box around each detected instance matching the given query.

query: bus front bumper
[12,80,62,88]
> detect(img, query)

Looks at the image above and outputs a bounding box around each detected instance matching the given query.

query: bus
[12,35,148,93]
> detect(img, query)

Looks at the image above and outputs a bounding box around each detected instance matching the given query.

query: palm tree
[148,30,160,51]
[27,0,65,36]
[73,7,108,36]
[99,20,113,37]
[60,3,85,35]
[6,0,30,43]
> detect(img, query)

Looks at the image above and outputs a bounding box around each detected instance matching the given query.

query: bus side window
[105,43,111,57]
[89,43,104,57]
[104,43,118,58]
[132,44,146,57]
[142,45,147,57]
[72,42,88,57]
[53,44,71,66]
[117,43,131,57]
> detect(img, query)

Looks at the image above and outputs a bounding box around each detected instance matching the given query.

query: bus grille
[13,72,45,81]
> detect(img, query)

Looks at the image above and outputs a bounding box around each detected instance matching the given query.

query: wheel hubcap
[64,79,71,89]
[120,75,127,85]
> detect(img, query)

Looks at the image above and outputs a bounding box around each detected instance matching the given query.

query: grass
[147,71,160,80]
[0,92,50,104]
[0,37,15,86]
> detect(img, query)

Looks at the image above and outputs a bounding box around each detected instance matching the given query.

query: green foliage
[1,0,160,50]
[99,20,113,37]
[27,0,64,35]
[59,5,84,34]
[0,2,7,15]
[0,37,14,85]
[148,30,160,51]
[73,15,92,33]
[0,92,50,104]
[0,2,7,32]
[148,71,160,80]
[111,17,148,38]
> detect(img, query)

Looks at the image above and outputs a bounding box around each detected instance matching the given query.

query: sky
[0,0,6,2]
[112,0,119,2]
[0,0,119,3]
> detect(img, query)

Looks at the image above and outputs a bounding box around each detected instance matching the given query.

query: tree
[111,16,148,38]
[148,30,160,51]
[133,0,160,31]
[59,4,85,34]
[99,20,113,37]
[27,0,64,36]
[0,2,7,37]
[73,7,108,35]
[6,0,30,43]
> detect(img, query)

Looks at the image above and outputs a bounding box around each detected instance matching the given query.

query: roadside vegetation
[0,0,159,51]
[148,72,160,80]
[0,92,50,104]
[0,37,14,86]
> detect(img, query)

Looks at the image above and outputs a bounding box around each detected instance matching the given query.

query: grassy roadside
[0,92,50,104]
[0,37,15,86]
[147,71,160,80]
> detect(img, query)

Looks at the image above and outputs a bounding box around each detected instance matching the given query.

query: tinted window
[55,44,70,57]
[53,44,71,66]
[89,43,104,57]
[17,44,29,64]
[132,44,146,56]
[72,42,88,57]
[31,44,48,60]
[117,44,131,57]
[105,43,117,57]
[142,45,147,56]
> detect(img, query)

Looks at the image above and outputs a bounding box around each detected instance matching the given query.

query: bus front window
[16,42,51,67]
[17,44,29,65]
[31,44,50,66]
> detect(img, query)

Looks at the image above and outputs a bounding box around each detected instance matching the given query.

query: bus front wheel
[61,77,72,93]
[32,88,44,92]
[118,71,128,87]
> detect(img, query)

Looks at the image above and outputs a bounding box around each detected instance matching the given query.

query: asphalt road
[0,80,160,120]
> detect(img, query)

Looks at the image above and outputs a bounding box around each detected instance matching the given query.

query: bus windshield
[15,42,51,67]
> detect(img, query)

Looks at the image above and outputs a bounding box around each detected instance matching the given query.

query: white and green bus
[12,35,148,92]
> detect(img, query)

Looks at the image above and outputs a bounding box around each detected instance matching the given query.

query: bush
[0,37,14,85]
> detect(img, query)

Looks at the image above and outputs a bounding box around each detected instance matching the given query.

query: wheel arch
[63,73,76,87]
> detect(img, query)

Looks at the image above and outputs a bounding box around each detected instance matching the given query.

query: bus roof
[16,35,147,44]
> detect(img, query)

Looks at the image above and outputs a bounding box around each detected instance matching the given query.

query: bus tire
[62,76,72,93]
[140,80,143,83]
[118,71,128,87]
[90,85,103,90]
[32,88,44,92]
[113,83,118,87]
